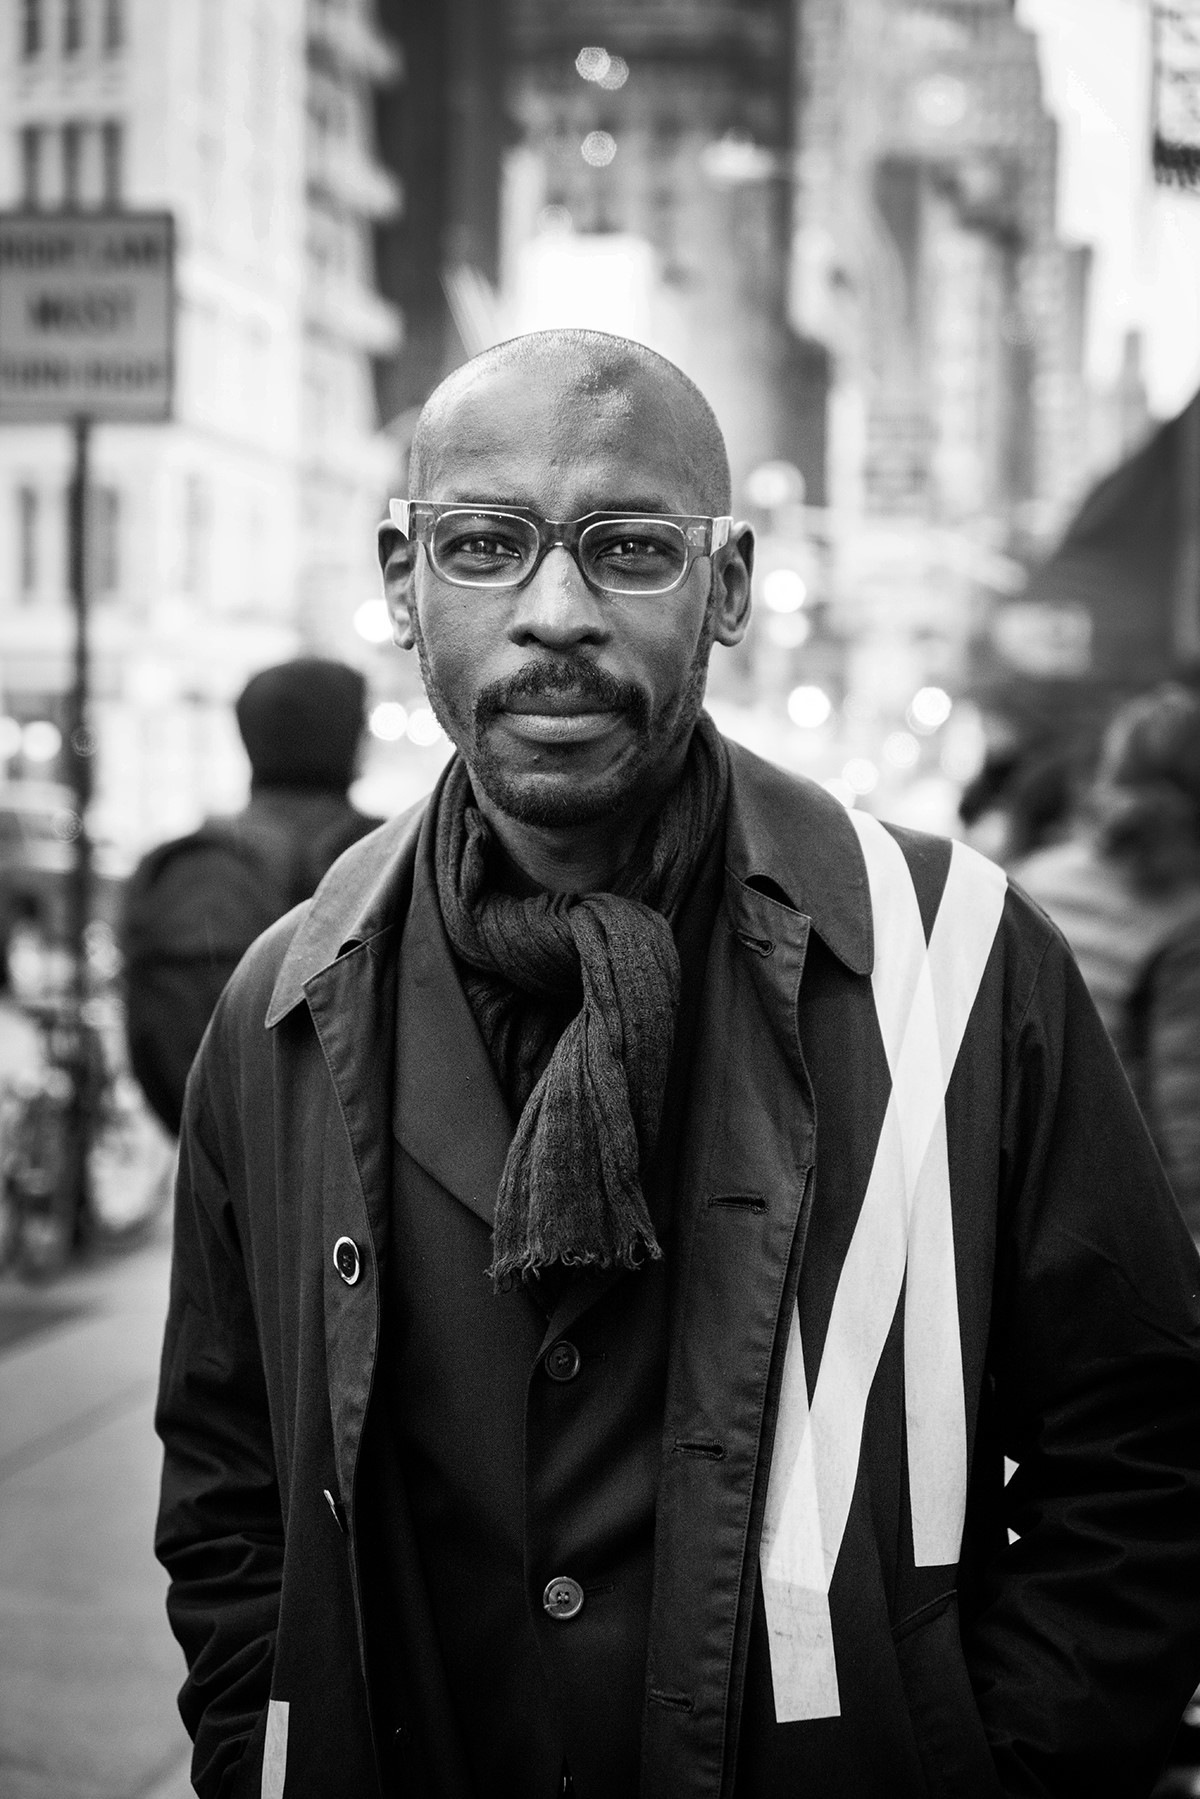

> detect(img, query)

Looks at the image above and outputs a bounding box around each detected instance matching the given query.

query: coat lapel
[302,931,399,1510]
[392,842,513,1229]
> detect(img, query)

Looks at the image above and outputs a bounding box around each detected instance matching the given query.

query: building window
[92,487,120,595]
[20,127,42,208]
[20,0,42,59]
[103,0,124,53]
[63,0,83,54]
[62,123,83,208]
[16,488,38,600]
[101,121,123,205]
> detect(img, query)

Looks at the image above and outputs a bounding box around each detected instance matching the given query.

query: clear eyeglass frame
[387,499,733,598]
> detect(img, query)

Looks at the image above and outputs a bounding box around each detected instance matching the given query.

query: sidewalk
[0,1219,193,1799]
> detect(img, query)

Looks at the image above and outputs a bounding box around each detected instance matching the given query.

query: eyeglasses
[388,499,733,598]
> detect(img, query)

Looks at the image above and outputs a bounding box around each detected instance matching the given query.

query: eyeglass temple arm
[711,516,732,552]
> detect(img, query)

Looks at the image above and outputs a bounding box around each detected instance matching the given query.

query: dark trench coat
[155,739,1200,1799]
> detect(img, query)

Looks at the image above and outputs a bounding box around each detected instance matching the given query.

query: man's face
[381,363,751,831]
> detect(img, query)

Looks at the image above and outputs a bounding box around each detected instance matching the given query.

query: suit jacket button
[543,1576,584,1621]
[545,1340,581,1382]
[333,1236,361,1285]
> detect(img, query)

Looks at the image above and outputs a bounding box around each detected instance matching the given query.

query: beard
[410,607,715,830]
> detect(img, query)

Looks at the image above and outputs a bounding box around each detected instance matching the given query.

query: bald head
[407,329,732,516]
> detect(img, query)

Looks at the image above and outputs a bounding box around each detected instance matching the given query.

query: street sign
[0,211,173,422]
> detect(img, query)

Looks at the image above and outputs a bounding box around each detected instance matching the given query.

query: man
[155,330,1200,1799]
[123,657,381,1134]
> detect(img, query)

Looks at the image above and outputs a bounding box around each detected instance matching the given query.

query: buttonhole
[583,1582,615,1597]
[672,1438,726,1461]
[649,1687,695,1713]
[736,931,775,957]
[708,1193,766,1213]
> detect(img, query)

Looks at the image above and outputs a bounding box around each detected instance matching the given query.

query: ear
[378,522,419,651]
[710,522,754,648]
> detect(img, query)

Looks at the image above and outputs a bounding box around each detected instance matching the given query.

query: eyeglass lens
[428,509,692,594]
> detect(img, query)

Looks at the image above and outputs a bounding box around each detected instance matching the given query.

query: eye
[606,534,672,561]
[448,533,521,560]
[432,513,533,580]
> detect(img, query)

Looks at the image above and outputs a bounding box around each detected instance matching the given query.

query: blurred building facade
[0,0,400,853]
[371,0,1101,826]
[779,0,1097,810]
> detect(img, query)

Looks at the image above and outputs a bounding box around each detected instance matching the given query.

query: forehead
[419,360,707,514]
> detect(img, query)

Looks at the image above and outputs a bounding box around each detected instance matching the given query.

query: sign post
[0,210,173,1248]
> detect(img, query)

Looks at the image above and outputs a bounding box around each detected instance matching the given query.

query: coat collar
[264,791,430,1026]
[264,729,874,1028]
[722,737,873,976]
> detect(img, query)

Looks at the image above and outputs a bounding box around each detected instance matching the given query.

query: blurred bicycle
[0,985,174,1280]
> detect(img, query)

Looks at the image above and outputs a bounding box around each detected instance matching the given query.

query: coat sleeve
[155,1050,283,1799]
[966,924,1200,1797]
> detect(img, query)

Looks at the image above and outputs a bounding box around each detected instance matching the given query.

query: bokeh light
[765,612,811,650]
[787,684,832,729]
[406,706,444,747]
[581,131,617,168]
[914,74,969,129]
[536,204,573,235]
[575,45,610,81]
[762,568,808,614]
[842,757,879,795]
[354,599,392,645]
[745,460,806,509]
[22,720,62,763]
[908,686,953,732]
[596,54,629,90]
[883,730,921,770]
[369,702,408,742]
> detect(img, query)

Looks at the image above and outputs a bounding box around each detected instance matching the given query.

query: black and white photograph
[2,2,1200,1796]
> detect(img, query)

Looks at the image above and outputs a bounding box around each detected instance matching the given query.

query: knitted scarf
[435,716,729,1288]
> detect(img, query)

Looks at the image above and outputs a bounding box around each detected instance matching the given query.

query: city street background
[2,0,1200,1794]
[0,998,189,1799]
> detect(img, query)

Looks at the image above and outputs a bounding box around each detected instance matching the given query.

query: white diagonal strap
[261,1698,290,1799]
[761,818,1006,1722]
[906,842,1006,1565]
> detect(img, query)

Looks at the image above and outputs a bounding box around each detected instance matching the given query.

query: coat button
[543,1576,584,1621]
[333,1236,361,1285]
[544,1340,581,1383]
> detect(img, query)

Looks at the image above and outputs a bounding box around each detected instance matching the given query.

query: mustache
[474,659,650,729]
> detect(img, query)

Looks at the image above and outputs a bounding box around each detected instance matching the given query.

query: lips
[499,703,621,745]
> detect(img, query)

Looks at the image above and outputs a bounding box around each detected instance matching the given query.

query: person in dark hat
[121,657,382,1134]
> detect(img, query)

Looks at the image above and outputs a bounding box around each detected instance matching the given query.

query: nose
[508,545,608,649]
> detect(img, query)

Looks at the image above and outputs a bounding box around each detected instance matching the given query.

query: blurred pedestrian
[120,657,382,1135]
[957,733,1078,868]
[156,331,1200,1799]
[1015,682,1200,1241]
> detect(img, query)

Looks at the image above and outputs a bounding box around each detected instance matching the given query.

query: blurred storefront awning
[1007,388,1200,689]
